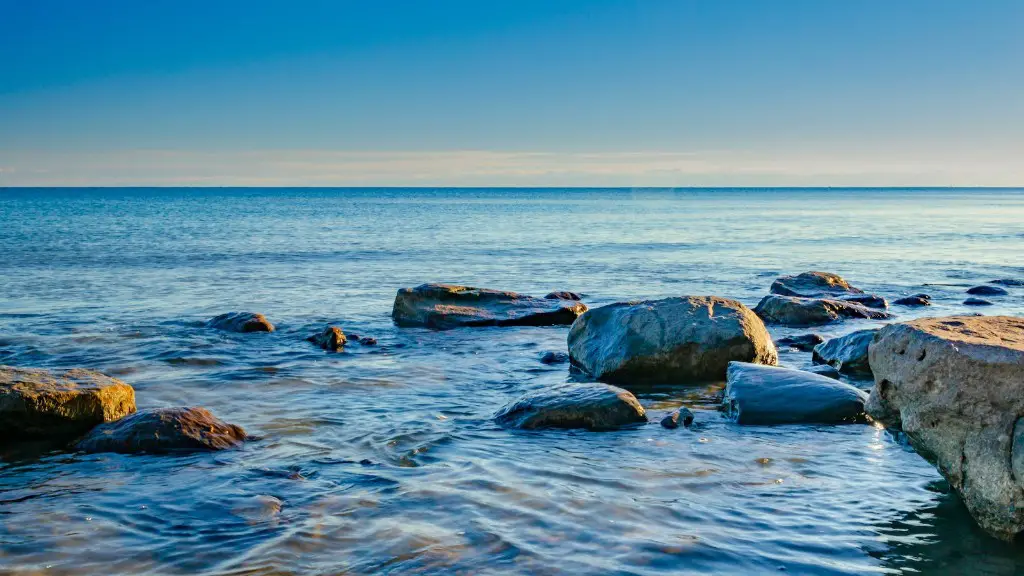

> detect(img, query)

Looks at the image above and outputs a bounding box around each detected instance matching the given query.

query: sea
[1,187,1023,575]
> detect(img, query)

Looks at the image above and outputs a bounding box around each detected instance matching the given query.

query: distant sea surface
[2,187,1023,575]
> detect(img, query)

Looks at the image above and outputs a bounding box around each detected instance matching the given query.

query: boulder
[865,316,1024,541]
[0,366,136,442]
[843,294,889,309]
[990,279,1024,287]
[754,295,892,326]
[967,285,1009,296]
[392,284,587,329]
[894,294,931,307]
[812,329,878,376]
[805,364,841,379]
[75,407,246,454]
[770,271,863,298]
[206,312,274,333]
[540,351,570,364]
[567,296,777,384]
[545,291,582,301]
[964,298,993,306]
[775,333,825,352]
[307,326,347,351]
[661,408,695,429]
[723,362,868,425]
[494,383,647,431]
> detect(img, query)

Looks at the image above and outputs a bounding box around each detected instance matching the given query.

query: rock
[75,407,246,454]
[990,279,1024,287]
[206,312,274,333]
[306,326,346,351]
[567,296,777,384]
[723,362,868,425]
[0,366,136,442]
[775,333,825,352]
[865,316,1024,541]
[812,329,878,376]
[894,294,931,307]
[843,294,889,309]
[964,298,993,306]
[805,364,841,379]
[494,383,647,431]
[358,337,377,346]
[392,284,587,329]
[770,271,863,298]
[661,408,695,429]
[754,295,892,326]
[967,285,1009,296]
[540,351,570,364]
[545,291,582,301]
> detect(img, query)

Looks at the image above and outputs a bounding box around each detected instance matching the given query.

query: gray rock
[723,362,868,425]
[540,351,570,364]
[392,284,587,329]
[545,291,582,301]
[812,329,878,376]
[0,366,136,442]
[567,296,777,384]
[307,325,346,350]
[865,316,1024,541]
[805,364,841,379]
[894,294,931,307]
[754,295,892,326]
[775,333,825,351]
[964,298,993,306]
[206,312,275,333]
[494,383,647,431]
[990,279,1024,286]
[967,285,1009,296]
[75,407,247,454]
[661,408,695,429]
[770,271,864,298]
[843,294,889,309]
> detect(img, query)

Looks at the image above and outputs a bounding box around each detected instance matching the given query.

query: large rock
[392,284,587,329]
[75,407,246,454]
[723,362,868,425]
[0,366,136,442]
[769,271,864,298]
[206,312,275,333]
[754,295,892,326]
[866,316,1024,541]
[812,329,878,376]
[567,296,777,384]
[494,383,647,430]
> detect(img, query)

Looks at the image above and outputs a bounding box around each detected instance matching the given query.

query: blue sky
[1,0,1022,186]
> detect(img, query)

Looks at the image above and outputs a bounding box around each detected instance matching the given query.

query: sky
[1,0,1022,187]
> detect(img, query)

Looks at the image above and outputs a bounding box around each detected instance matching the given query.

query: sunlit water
[1,188,1023,575]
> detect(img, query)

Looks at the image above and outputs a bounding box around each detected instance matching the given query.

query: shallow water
[1,187,1023,575]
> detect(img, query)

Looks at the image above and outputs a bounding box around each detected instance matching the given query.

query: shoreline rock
[392,284,587,329]
[206,312,275,333]
[723,362,868,425]
[495,383,647,431]
[754,294,892,326]
[75,407,246,454]
[812,329,878,377]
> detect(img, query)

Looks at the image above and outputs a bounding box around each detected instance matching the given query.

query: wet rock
[754,295,892,326]
[0,366,136,442]
[545,291,582,301]
[723,362,868,425]
[775,333,825,352]
[306,326,346,351]
[392,284,587,329]
[769,271,864,298]
[843,294,889,309]
[494,383,647,431]
[894,294,931,307]
[661,408,694,429]
[805,364,841,379]
[540,351,570,364]
[75,407,246,454]
[568,296,777,384]
[990,279,1024,286]
[865,316,1024,541]
[964,297,993,306]
[206,312,275,333]
[812,329,878,377]
[358,337,377,346]
[967,285,1009,296]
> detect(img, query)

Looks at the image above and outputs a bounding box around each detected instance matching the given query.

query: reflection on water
[1,188,1023,574]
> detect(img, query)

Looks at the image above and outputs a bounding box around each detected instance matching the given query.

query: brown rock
[75,407,246,454]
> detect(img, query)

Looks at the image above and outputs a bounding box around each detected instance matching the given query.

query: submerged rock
[865,316,1024,541]
[392,284,587,329]
[894,294,931,307]
[494,383,646,431]
[770,271,863,298]
[540,351,570,364]
[723,362,868,425]
[967,285,1009,296]
[545,291,582,301]
[661,408,695,429]
[567,296,777,384]
[754,295,892,326]
[75,407,246,454]
[964,297,993,306]
[812,329,878,377]
[0,366,136,442]
[358,337,377,346]
[843,294,888,309]
[805,364,841,379]
[307,326,347,351]
[206,312,275,333]
[775,333,825,352]
[990,279,1024,286]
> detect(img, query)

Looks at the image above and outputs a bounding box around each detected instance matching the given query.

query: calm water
[1,188,1023,575]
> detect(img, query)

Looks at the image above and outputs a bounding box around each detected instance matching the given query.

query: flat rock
[775,333,825,352]
[568,295,777,384]
[754,295,892,326]
[206,312,275,333]
[723,362,868,425]
[392,284,587,329]
[307,325,347,350]
[75,407,247,454]
[812,329,878,377]
[545,291,582,301]
[990,279,1024,287]
[661,408,695,429]
[494,383,647,431]
[770,271,864,298]
[967,285,1009,296]
[894,294,931,307]
[865,316,1024,541]
[964,298,993,306]
[0,366,136,442]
